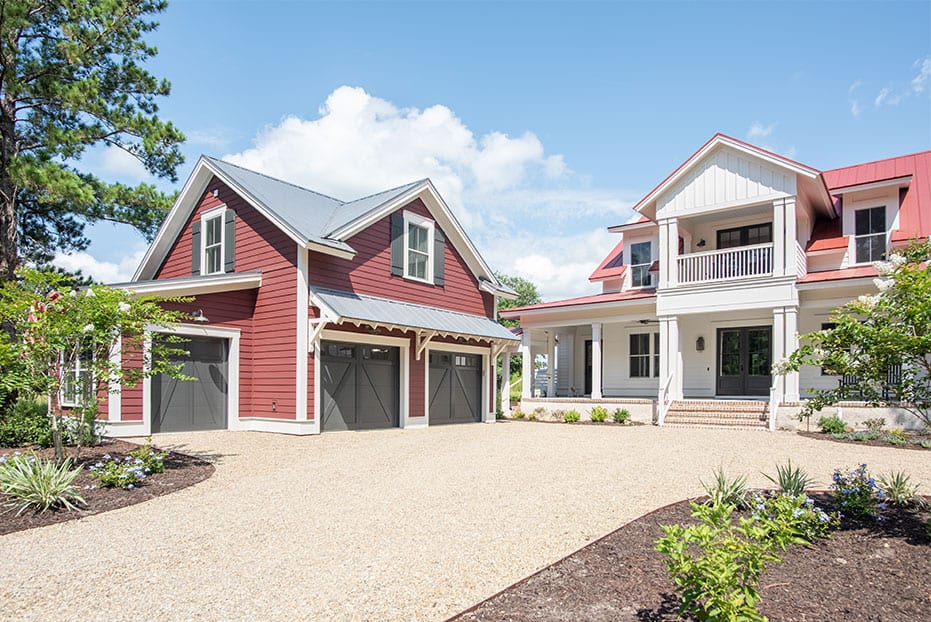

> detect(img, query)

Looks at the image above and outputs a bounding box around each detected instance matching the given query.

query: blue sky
[63,1,931,300]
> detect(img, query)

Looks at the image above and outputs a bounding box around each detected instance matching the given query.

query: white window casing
[403,211,434,283]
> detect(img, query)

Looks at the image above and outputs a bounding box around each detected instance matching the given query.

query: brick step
[670,400,767,413]
[664,413,767,424]
[664,399,769,429]
[663,422,770,431]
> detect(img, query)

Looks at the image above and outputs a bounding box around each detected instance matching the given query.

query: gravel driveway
[2,423,929,621]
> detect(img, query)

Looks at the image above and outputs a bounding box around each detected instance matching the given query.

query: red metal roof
[499,289,656,316]
[588,239,626,281]
[807,218,848,252]
[824,150,931,243]
[798,265,878,284]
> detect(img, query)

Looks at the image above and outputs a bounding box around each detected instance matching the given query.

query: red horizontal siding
[309,199,493,318]
[125,176,299,424]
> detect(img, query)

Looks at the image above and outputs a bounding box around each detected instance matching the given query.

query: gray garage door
[151,336,229,433]
[321,341,400,431]
[429,351,482,425]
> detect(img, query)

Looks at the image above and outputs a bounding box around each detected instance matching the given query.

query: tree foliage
[495,272,542,328]
[780,241,931,428]
[0,0,184,277]
[0,267,192,459]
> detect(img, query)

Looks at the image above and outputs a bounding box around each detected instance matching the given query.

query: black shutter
[433,228,445,287]
[224,210,236,273]
[191,220,201,275]
[390,213,403,276]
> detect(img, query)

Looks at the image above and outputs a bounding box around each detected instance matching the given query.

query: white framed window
[854,206,886,264]
[201,207,226,275]
[403,212,434,283]
[629,241,652,287]
[629,332,659,378]
[60,351,93,407]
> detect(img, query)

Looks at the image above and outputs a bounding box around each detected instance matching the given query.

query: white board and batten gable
[656,145,797,217]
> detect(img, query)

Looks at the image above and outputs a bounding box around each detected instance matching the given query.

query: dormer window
[203,211,224,274]
[854,206,886,263]
[403,212,434,283]
[629,242,652,287]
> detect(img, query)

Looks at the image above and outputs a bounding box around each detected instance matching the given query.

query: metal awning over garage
[309,286,519,348]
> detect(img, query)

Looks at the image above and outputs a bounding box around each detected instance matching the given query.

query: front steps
[662,399,770,430]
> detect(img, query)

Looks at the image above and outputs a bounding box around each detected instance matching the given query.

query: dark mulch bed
[505,418,645,427]
[453,497,931,622]
[798,430,931,451]
[0,439,214,536]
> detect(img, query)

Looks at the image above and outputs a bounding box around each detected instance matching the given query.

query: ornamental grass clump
[702,467,750,510]
[762,460,816,497]
[612,408,631,424]
[0,452,85,515]
[562,410,580,423]
[831,464,886,520]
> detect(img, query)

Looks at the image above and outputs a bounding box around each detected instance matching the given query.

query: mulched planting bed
[798,430,931,451]
[0,439,214,536]
[453,496,931,622]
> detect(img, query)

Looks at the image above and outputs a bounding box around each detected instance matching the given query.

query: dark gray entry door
[321,341,400,431]
[151,336,229,433]
[429,351,482,425]
[716,326,771,396]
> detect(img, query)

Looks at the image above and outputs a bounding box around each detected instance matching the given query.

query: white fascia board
[797,277,876,291]
[501,296,658,319]
[480,279,518,300]
[607,220,657,234]
[305,239,356,260]
[116,272,262,297]
[830,175,912,195]
[633,135,820,215]
[330,180,500,287]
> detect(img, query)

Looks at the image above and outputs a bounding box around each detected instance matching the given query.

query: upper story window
[202,208,225,275]
[404,212,434,283]
[717,223,772,249]
[854,206,886,263]
[629,241,652,287]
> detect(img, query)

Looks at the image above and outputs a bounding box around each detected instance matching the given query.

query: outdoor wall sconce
[696,336,705,351]
[192,309,210,323]
[696,239,706,248]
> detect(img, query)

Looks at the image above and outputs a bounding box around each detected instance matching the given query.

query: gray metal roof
[205,157,425,252]
[310,287,518,341]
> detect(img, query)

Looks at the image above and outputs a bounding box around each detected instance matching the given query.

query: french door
[716,326,771,396]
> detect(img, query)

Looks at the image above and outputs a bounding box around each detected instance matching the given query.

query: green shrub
[129,440,167,474]
[533,406,546,416]
[562,410,580,423]
[511,410,525,419]
[589,406,608,422]
[883,429,908,445]
[612,408,631,424]
[749,492,839,550]
[878,471,924,508]
[919,439,931,449]
[0,399,53,448]
[763,460,815,497]
[656,501,778,622]
[0,452,85,515]
[850,430,882,441]
[832,464,885,519]
[818,415,847,434]
[89,444,166,489]
[702,467,749,510]
[863,418,886,433]
[527,413,537,421]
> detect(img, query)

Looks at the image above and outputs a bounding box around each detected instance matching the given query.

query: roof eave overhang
[500,295,657,318]
[830,175,912,195]
[113,271,263,297]
[607,220,656,234]
[479,279,518,300]
[305,239,356,260]
[797,276,876,291]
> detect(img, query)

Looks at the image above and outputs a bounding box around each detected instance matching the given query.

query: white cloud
[848,80,863,94]
[99,146,150,183]
[912,57,931,93]
[850,99,863,117]
[875,87,903,107]
[746,122,776,140]
[222,85,634,300]
[53,247,147,283]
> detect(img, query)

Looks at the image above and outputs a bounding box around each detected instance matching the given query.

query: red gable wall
[308,199,494,318]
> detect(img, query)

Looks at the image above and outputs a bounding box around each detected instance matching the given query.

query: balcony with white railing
[676,243,774,285]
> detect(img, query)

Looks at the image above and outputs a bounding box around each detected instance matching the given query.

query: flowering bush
[89,452,158,489]
[129,440,166,474]
[749,492,839,550]
[832,464,887,520]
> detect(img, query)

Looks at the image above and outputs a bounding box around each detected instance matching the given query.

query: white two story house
[500,134,930,430]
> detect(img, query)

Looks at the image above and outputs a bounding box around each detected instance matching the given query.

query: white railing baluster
[676,243,774,285]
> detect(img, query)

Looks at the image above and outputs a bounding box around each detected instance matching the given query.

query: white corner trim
[296,246,309,422]
[107,335,122,422]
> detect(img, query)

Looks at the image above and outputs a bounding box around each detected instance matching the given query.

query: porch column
[591,322,603,399]
[783,307,800,402]
[520,330,532,399]
[658,217,678,289]
[546,333,556,398]
[658,315,682,400]
[772,307,786,404]
[783,197,798,277]
[501,352,512,416]
[773,198,786,277]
